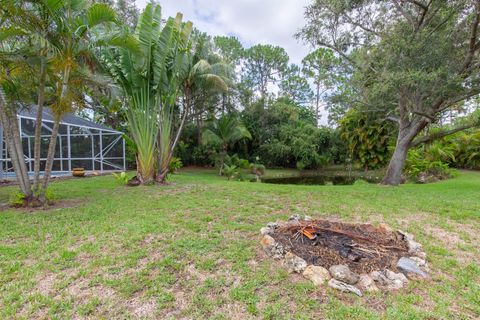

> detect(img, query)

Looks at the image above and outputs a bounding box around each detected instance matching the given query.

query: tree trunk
[38,64,71,201]
[382,119,427,185]
[0,88,33,203]
[39,118,60,202]
[315,82,320,126]
[33,58,47,192]
[196,114,203,146]
[382,138,410,185]
[218,146,227,176]
[157,100,190,184]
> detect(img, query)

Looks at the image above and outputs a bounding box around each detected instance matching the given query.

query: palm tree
[0,0,52,205]
[155,35,231,183]
[103,3,192,184]
[38,1,117,201]
[0,86,33,201]
[203,115,251,175]
[1,1,116,204]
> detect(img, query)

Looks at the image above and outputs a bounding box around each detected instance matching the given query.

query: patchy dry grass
[0,169,479,319]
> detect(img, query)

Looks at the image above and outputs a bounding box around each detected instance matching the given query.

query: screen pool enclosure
[0,106,125,178]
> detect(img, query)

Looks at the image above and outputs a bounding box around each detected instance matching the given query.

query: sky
[134,0,313,65]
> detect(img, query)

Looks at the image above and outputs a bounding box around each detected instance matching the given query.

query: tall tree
[298,0,480,185]
[179,31,231,148]
[38,1,117,201]
[280,64,314,106]
[301,48,339,124]
[202,115,251,175]
[242,44,289,100]
[0,0,112,204]
[98,0,139,29]
[214,36,244,65]
[103,3,193,184]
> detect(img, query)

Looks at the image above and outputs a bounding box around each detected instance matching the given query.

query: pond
[261,174,380,186]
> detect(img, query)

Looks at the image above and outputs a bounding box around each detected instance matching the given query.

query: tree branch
[411,122,480,147]
[405,0,429,11]
[462,3,480,72]
[392,0,416,27]
[383,115,400,124]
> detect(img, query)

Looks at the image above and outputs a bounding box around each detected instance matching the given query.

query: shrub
[169,157,183,173]
[339,109,393,170]
[9,188,56,207]
[223,164,238,180]
[250,163,266,176]
[9,191,27,208]
[222,154,250,169]
[405,149,453,183]
[112,172,129,185]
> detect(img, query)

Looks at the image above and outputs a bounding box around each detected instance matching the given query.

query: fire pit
[260,215,429,296]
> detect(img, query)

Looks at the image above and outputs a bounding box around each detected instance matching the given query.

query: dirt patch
[424,226,466,246]
[126,298,157,318]
[35,273,57,296]
[67,277,116,302]
[271,219,409,274]
[0,199,83,213]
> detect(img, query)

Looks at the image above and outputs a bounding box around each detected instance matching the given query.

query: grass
[0,168,479,319]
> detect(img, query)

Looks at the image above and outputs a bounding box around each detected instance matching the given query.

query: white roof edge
[17,114,123,134]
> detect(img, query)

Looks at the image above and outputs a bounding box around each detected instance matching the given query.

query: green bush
[9,188,56,207]
[339,109,393,170]
[223,164,238,180]
[250,163,266,176]
[405,149,453,183]
[112,172,129,185]
[240,98,346,169]
[222,154,250,169]
[9,191,27,207]
[169,157,183,173]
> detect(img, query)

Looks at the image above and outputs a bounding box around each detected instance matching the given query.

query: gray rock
[370,269,408,291]
[409,256,429,271]
[260,235,285,259]
[288,214,301,222]
[328,279,363,296]
[260,227,273,236]
[304,215,313,221]
[329,264,359,285]
[267,222,280,229]
[357,274,379,292]
[415,251,427,259]
[397,257,428,278]
[398,230,425,257]
[283,252,307,273]
[302,265,331,285]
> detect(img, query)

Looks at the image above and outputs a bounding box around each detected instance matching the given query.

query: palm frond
[86,3,117,28]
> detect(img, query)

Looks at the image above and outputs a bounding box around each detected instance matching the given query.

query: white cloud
[134,0,313,64]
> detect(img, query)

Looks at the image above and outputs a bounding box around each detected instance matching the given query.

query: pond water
[261,174,380,186]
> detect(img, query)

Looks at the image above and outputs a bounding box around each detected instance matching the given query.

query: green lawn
[0,169,479,319]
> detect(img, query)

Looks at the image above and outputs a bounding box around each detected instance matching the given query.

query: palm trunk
[33,58,47,192]
[156,96,190,184]
[0,88,33,202]
[196,114,203,146]
[218,145,227,176]
[39,65,70,201]
[39,119,60,201]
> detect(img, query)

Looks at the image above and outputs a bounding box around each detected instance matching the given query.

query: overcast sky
[134,0,313,65]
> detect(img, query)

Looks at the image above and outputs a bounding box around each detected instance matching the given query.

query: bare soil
[271,220,409,274]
